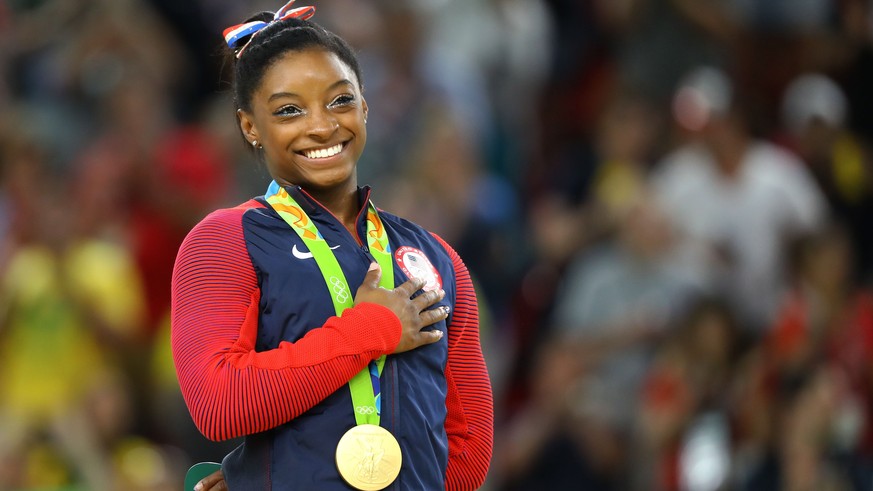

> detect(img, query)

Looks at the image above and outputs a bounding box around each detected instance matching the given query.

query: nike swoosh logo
[292,243,340,259]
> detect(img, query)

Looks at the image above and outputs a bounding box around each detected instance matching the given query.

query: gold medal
[335,424,402,490]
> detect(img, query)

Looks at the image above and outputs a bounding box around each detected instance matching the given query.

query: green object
[185,462,222,491]
[265,184,394,426]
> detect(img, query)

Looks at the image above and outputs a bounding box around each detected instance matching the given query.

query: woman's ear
[362,98,368,124]
[238,108,258,145]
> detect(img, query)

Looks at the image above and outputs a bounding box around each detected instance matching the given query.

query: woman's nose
[306,108,339,140]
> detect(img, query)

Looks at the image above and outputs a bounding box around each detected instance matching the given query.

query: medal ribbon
[265,181,393,426]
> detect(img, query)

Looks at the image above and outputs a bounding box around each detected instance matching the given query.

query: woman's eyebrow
[267,79,355,103]
[268,91,299,103]
[328,79,355,91]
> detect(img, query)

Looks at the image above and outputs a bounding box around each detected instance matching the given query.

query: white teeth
[304,143,343,159]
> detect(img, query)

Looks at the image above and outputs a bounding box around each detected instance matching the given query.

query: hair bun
[246,11,275,24]
[223,2,316,59]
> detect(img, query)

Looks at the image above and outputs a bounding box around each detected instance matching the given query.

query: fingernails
[435,330,444,338]
[195,483,204,491]
[439,289,446,298]
[368,262,379,271]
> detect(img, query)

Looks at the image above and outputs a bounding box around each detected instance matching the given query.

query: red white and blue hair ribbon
[223,0,316,58]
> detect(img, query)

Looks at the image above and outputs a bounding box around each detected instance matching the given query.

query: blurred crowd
[1,0,872,489]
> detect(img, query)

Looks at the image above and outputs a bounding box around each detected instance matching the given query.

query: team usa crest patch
[395,246,442,292]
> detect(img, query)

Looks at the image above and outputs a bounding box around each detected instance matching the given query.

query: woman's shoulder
[182,199,266,247]
[191,199,265,231]
[174,200,268,278]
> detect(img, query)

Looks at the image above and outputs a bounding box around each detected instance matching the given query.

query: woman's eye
[275,105,302,117]
[330,95,355,108]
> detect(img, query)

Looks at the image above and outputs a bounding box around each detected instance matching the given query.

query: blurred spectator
[616,0,739,108]
[726,225,873,491]
[495,193,697,489]
[543,90,659,238]
[633,298,742,491]
[731,0,833,30]
[530,0,623,199]
[0,114,42,264]
[499,89,661,426]
[73,75,231,340]
[780,73,873,285]
[758,225,873,489]
[426,0,553,180]
[652,66,828,332]
[838,0,873,144]
[82,371,188,490]
[0,178,147,489]
[2,0,187,169]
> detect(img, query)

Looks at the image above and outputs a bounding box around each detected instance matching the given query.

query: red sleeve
[432,234,494,490]
[171,205,402,441]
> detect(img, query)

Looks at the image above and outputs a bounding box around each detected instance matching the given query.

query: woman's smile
[297,141,348,160]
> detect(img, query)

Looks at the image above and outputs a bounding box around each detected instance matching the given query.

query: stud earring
[251,140,259,148]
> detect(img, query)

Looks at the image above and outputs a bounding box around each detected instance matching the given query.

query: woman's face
[239,48,367,193]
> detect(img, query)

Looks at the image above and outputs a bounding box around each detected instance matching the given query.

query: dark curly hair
[229,13,363,114]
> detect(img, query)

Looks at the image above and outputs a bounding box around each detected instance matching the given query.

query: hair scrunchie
[223,0,316,59]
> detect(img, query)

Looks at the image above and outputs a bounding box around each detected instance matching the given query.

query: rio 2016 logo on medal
[336,424,402,490]
[394,246,442,292]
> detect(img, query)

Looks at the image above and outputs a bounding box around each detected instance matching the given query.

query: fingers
[412,288,446,311]
[201,480,228,491]
[416,327,444,346]
[195,470,225,491]
[394,276,426,298]
[362,262,382,288]
[420,304,451,327]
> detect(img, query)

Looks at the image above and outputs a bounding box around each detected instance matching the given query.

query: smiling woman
[170,2,493,490]
[238,49,367,212]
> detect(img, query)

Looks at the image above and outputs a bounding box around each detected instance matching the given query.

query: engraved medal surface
[336,424,402,491]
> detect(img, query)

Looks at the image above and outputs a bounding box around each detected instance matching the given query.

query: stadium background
[1,0,872,489]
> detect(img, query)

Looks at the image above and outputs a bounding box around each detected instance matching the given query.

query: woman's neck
[320,189,359,228]
[304,184,361,233]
